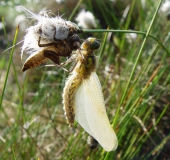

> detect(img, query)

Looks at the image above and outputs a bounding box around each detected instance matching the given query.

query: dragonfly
[20,6,82,71]
[62,37,118,151]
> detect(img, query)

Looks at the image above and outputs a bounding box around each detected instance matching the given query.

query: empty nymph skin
[20,6,82,71]
[21,34,81,72]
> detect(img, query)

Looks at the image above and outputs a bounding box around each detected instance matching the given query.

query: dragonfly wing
[74,72,118,151]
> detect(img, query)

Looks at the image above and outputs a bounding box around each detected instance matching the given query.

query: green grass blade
[83,29,169,56]
[0,25,19,109]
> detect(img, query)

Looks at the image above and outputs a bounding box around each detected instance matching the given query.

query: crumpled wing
[74,72,118,151]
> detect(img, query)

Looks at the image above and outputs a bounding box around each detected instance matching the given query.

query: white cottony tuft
[14,14,27,30]
[125,31,137,44]
[19,6,69,40]
[19,6,81,59]
[21,26,43,59]
[75,9,97,29]
[55,0,65,3]
[159,1,170,19]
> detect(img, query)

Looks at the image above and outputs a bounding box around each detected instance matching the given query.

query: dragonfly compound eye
[89,40,100,50]
[81,38,100,50]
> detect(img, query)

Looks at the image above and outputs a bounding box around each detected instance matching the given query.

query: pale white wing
[74,72,118,151]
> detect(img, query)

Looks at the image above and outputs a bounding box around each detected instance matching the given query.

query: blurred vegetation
[0,0,170,159]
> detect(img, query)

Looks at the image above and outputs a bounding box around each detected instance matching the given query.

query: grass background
[0,0,170,159]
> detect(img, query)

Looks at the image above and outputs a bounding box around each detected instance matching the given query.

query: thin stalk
[68,0,82,21]
[0,25,19,109]
[96,28,109,69]
[103,0,163,159]
[2,17,8,42]
[12,147,17,160]
[114,0,163,125]
[119,0,136,50]
[83,29,169,56]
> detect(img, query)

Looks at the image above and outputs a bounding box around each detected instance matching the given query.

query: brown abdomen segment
[22,51,48,72]
[62,74,82,128]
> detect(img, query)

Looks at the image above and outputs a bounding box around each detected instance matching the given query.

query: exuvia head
[68,34,81,49]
